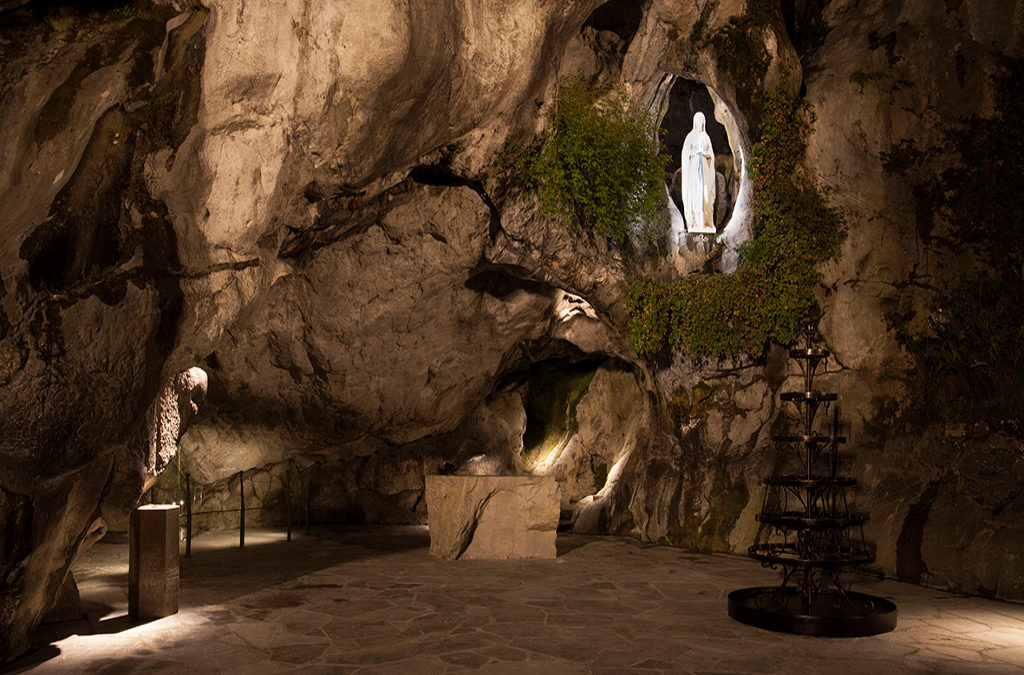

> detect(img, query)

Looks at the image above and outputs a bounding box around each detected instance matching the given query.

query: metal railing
[164,467,312,557]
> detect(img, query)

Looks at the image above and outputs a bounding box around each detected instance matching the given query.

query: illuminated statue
[681,112,716,233]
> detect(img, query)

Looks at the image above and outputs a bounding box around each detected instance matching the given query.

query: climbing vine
[520,78,668,256]
[881,58,1024,428]
[627,90,846,360]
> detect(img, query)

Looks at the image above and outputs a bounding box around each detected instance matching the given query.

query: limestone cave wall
[1,0,1022,662]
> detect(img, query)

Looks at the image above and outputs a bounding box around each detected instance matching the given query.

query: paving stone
[13,526,1024,673]
[269,642,329,664]
[477,645,529,662]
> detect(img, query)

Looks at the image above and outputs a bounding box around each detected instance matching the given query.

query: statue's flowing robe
[681,112,716,232]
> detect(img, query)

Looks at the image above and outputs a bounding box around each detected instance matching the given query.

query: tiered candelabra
[728,321,897,636]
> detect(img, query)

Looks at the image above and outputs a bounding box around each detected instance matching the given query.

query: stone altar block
[425,475,559,560]
[129,504,179,619]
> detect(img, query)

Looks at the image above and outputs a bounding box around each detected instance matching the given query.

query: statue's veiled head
[692,111,706,132]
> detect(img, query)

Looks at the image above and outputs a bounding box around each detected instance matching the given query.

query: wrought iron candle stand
[728,322,897,636]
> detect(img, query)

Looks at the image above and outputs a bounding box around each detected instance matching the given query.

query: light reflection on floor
[9,526,1024,673]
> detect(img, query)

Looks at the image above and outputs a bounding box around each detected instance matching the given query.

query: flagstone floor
[8,526,1024,673]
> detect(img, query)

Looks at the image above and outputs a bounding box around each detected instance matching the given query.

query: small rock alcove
[658,76,749,272]
[518,357,597,473]
[583,0,645,47]
[661,78,738,232]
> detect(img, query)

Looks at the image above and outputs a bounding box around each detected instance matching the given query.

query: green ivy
[115,1,159,20]
[880,58,1024,428]
[627,90,845,360]
[890,278,1024,427]
[521,78,667,256]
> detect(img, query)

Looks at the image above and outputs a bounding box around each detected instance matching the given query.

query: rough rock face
[1,0,1023,662]
[804,0,1024,598]
[602,0,1024,602]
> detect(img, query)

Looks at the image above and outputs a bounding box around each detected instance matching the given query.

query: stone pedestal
[129,505,179,619]
[425,475,559,560]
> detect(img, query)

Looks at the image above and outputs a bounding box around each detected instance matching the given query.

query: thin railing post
[185,473,193,558]
[285,464,292,542]
[304,475,311,535]
[239,470,245,549]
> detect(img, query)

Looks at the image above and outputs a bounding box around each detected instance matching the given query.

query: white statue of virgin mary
[680,111,716,233]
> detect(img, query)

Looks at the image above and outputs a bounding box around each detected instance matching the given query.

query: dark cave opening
[21,107,132,293]
[463,264,554,299]
[583,0,646,48]
[519,358,598,470]
[780,0,831,59]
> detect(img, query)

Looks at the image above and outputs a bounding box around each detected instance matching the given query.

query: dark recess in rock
[140,7,208,155]
[408,164,502,240]
[0,278,9,340]
[21,107,132,293]
[519,358,599,458]
[897,480,941,585]
[584,0,645,48]
[498,338,591,383]
[35,44,108,146]
[4,0,132,14]
[955,51,967,88]
[762,344,790,392]
[779,0,831,60]
[868,28,902,67]
[464,263,554,299]
[302,180,365,203]
[205,351,222,372]
[0,487,32,575]
[912,184,935,244]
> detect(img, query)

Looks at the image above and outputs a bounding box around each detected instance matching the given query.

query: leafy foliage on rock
[881,58,1024,428]
[521,78,667,256]
[627,90,845,360]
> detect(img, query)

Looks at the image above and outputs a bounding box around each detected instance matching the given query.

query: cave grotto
[1,0,1023,670]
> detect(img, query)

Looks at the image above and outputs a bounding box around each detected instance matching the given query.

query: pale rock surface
[148,0,607,374]
[568,366,653,534]
[425,475,559,560]
[800,0,1024,596]
[147,367,208,484]
[449,392,527,476]
[177,182,553,480]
